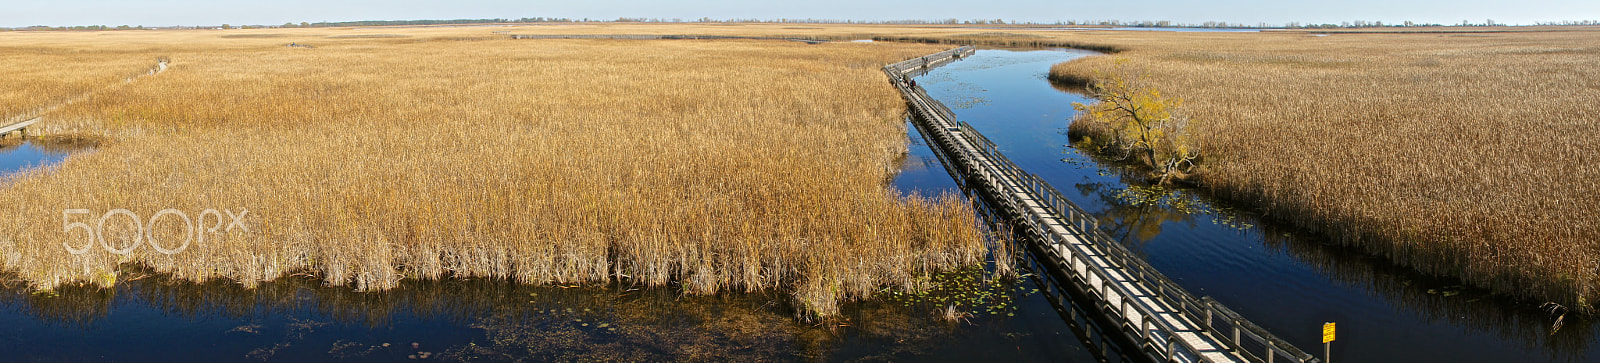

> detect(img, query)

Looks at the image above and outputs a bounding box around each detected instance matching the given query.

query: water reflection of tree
[1074,181,1203,254]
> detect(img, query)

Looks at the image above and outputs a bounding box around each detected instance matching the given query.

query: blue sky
[5,0,1599,27]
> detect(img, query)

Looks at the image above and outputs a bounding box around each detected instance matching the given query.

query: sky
[5,0,1600,28]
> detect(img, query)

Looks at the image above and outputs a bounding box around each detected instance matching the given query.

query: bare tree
[1071,60,1201,185]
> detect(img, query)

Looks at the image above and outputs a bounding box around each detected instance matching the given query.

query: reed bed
[0,51,162,124]
[1049,29,1600,310]
[0,27,984,318]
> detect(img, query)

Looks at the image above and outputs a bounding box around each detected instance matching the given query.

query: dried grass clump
[1050,30,1600,310]
[0,27,984,318]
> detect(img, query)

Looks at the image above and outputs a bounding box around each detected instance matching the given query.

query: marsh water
[896,48,1600,362]
[0,266,1115,362]
[0,142,73,176]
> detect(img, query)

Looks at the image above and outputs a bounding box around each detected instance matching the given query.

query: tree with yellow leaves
[1071,60,1201,185]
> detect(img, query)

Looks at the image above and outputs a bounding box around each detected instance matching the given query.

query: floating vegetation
[244,317,331,361]
[949,96,991,109]
[933,82,990,109]
[879,265,1030,322]
[1111,184,1208,214]
[327,340,394,359]
[1427,285,1465,297]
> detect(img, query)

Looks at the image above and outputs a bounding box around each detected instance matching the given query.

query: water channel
[897,47,1600,362]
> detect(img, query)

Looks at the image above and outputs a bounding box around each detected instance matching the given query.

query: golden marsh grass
[1050,29,1600,310]
[0,26,986,317]
[0,52,163,125]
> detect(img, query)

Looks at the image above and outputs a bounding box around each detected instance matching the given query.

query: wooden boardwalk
[0,118,38,139]
[0,59,167,140]
[886,46,1318,363]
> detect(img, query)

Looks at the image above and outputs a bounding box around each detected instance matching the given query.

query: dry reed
[0,51,163,124]
[1050,29,1600,310]
[0,26,987,318]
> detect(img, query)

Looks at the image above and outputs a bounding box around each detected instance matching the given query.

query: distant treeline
[7,17,1600,31]
[2,18,577,31]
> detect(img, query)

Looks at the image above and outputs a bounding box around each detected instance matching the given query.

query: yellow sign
[1322,322,1336,343]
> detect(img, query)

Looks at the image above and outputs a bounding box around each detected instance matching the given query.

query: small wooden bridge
[0,118,38,139]
[886,46,1319,363]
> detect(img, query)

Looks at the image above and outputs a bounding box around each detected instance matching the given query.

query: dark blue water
[899,48,1599,362]
[0,268,1105,362]
[892,123,959,195]
[0,142,72,175]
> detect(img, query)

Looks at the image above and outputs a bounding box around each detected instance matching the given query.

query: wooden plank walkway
[0,59,167,140]
[0,118,38,138]
[886,46,1319,363]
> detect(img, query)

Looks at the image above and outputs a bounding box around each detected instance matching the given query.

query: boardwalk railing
[886,45,1318,363]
